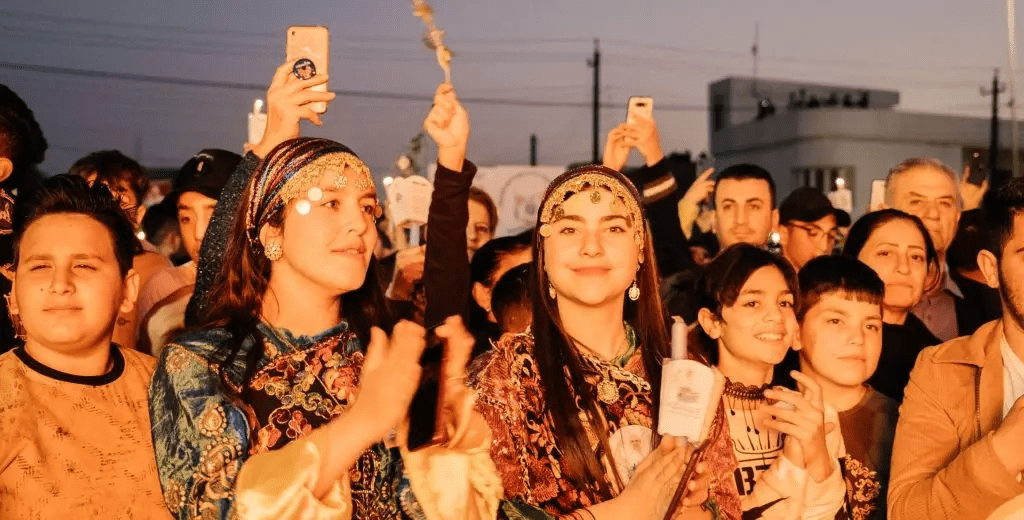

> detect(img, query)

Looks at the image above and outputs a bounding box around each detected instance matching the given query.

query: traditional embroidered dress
[470,329,743,519]
[151,322,421,519]
[721,379,847,519]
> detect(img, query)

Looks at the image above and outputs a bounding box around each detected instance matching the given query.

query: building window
[791,166,855,194]
[712,96,725,132]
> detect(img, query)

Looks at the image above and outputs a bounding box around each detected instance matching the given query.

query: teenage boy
[0,175,170,518]
[795,255,898,520]
[136,149,239,355]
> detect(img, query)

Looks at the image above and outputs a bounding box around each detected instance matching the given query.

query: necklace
[723,378,770,401]
[576,325,639,405]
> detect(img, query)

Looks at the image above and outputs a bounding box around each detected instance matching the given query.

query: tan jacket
[889,320,1024,519]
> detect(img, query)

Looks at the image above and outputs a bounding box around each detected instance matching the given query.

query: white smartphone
[869,179,886,211]
[286,25,330,114]
[627,96,654,124]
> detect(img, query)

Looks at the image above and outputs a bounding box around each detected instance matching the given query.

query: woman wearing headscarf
[149,63,500,520]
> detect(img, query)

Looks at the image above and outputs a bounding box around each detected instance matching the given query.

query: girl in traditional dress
[471,165,743,519]
[692,244,847,519]
[149,64,499,520]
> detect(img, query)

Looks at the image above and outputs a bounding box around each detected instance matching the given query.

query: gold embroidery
[197,404,227,438]
[162,479,186,512]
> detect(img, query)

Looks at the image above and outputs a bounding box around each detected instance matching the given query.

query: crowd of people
[1,54,1024,520]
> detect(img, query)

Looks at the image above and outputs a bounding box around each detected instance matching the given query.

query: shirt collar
[942,263,964,299]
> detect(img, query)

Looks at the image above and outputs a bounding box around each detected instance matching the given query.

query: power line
[0,61,720,111]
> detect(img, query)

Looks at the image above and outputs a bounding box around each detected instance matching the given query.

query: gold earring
[628,280,640,301]
[264,242,283,261]
[548,282,557,299]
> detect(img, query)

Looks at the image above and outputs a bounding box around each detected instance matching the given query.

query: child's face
[798,293,883,388]
[711,266,797,369]
[11,213,136,353]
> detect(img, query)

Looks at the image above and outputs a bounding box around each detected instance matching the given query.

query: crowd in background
[2,55,1024,520]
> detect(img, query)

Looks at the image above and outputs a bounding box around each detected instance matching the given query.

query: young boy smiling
[794,255,898,520]
[0,175,170,518]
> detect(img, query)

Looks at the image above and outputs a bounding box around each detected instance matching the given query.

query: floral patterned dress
[470,329,742,519]
[149,322,415,519]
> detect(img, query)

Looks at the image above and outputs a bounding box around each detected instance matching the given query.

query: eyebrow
[23,253,105,262]
[720,196,766,205]
[556,215,630,223]
[907,191,955,201]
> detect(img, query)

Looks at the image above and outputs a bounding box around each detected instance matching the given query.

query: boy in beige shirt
[0,174,170,518]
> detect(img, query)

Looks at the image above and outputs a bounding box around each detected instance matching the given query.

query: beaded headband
[537,165,646,255]
[244,139,379,245]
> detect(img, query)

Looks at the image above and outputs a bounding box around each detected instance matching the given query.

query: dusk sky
[0,0,1016,180]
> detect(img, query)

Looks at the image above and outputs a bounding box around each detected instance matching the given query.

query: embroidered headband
[537,165,646,254]
[244,138,379,244]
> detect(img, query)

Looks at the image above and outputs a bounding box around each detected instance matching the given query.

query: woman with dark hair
[691,244,846,519]
[471,165,742,519]
[841,209,941,402]
[150,67,499,519]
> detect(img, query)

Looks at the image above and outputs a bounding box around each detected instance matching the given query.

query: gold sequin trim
[277,153,375,207]
[538,172,645,247]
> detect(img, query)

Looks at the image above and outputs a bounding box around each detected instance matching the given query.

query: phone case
[627,96,654,124]
[286,26,330,114]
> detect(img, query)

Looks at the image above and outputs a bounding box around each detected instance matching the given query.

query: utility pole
[530,134,537,166]
[982,69,1007,186]
[588,39,600,164]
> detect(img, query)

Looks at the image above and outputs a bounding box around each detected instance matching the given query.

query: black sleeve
[627,158,694,279]
[184,152,261,326]
[423,160,478,330]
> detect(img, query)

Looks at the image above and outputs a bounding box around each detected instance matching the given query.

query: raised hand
[623,114,664,166]
[423,83,470,171]
[349,321,428,442]
[682,168,716,209]
[388,245,426,301]
[252,62,337,158]
[763,371,835,483]
[960,164,988,211]
[602,123,631,172]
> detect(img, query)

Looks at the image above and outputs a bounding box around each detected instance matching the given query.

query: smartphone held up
[627,96,654,124]
[286,25,330,114]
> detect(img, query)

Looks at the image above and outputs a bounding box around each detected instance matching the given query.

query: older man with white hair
[884,157,989,341]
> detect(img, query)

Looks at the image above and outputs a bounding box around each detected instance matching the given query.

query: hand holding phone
[250,61,335,158]
[286,25,330,114]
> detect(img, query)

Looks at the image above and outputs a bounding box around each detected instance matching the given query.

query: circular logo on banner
[292,58,317,80]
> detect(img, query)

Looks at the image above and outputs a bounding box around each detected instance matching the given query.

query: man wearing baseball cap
[136,149,240,355]
[777,186,851,270]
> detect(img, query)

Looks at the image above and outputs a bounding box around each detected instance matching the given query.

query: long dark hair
[530,165,670,496]
[841,208,937,265]
[198,138,391,394]
[690,244,799,365]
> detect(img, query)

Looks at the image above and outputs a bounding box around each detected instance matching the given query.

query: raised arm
[421,84,477,330]
[622,114,695,278]
[185,62,335,325]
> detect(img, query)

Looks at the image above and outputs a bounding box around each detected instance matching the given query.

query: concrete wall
[708,107,1024,219]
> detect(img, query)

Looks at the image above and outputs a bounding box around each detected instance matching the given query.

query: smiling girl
[692,244,846,519]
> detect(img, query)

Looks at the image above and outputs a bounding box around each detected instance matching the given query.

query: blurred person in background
[0,84,47,351]
[69,150,171,349]
[135,149,239,356]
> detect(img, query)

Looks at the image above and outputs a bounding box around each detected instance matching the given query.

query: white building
[708,77,1019,218]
